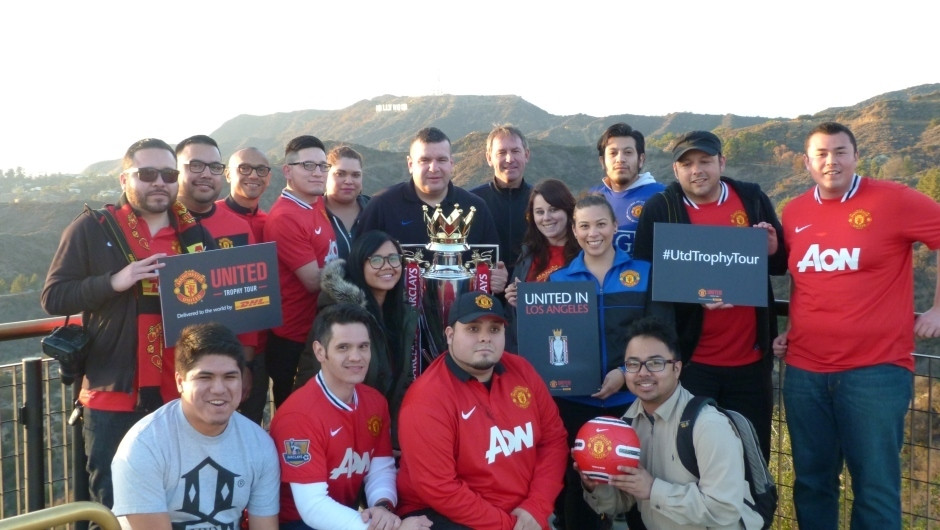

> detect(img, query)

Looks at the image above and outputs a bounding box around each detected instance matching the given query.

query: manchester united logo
[174,269,208,305]
[730,210,749,227]
[587,433,613,459]
[218,237,235,249]
[475,294,493,309]
[848,209,872,230]
[367,415,382,437]
[620,270,640,287]
[511,386,532,408]
[629,203,644,221]
[698,288,707,297]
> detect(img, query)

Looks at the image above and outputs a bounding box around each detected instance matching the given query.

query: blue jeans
[784,364,912,530]
[83,407,146,508]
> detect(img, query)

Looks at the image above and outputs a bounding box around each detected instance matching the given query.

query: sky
[1,0,936,176]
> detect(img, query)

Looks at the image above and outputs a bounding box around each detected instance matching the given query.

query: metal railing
[0,314,938,529]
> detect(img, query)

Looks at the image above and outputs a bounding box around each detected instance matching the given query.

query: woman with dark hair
[548,193,672,530]
[503,179,580,353]
[506,178,580,291]
[295,230,417,445]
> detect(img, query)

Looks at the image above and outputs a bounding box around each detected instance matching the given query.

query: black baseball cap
[447,291,507,326]
[672,131,722,162]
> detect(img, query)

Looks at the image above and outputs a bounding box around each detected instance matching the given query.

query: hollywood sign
[375,103,408,112]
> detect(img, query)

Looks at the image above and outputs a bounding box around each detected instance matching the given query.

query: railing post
[19,357,45,512]
[71,380,89,530]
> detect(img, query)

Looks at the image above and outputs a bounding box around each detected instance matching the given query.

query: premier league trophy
[402,204,497,374]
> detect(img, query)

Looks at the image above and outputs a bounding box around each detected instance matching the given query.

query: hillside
[3,85,939,363]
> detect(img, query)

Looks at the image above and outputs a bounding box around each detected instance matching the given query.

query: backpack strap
[676,395,715,478]
[87,206,135,265]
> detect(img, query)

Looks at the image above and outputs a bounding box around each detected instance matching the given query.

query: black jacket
[470,178,533,272]
[633,178,787,363]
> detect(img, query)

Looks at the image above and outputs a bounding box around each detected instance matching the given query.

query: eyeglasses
[186,160,226,175]
[237,164,271,177]
[287,161,332,172]
[367,253,402,269]
[126,167,180,184]
[622,358,678,373]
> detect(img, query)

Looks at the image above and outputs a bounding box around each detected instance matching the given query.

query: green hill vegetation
[2,85,939,363]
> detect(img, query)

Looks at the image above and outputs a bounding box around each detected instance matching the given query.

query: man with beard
[396,291,568,529]
[176,134,260,418]
[589,123,664,255]
[41,138,216,512]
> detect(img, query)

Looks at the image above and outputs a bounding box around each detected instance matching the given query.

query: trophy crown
[423,204,476,244]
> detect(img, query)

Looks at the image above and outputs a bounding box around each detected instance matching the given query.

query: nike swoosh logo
[461,407,476,420]
[596,428,608,432]
[315,227,322,235]
[330,427,342,436]
[795,225,812,233]
[401,220,415,226]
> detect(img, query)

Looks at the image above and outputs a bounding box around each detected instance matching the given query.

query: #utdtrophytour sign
[651,223,767,307]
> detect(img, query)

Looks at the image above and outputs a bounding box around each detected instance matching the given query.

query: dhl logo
[235,296,270,310]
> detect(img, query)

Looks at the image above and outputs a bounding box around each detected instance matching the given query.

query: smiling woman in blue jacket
[548,192,673,530]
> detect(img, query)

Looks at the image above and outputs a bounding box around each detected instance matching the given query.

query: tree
[9,274,29,294]
[916,168,940,202]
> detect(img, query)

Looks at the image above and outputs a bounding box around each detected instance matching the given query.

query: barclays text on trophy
[401,204,498,373]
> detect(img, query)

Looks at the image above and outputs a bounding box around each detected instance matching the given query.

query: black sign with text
[516,281,602,396]
[652,223,767,306]
[159,242,282,346]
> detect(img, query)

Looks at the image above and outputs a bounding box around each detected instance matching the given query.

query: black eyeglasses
[186,160,226,175]
[237,164,271,177]
[287,161,332,172]
[367,253,402,269]
[126,167,180,184]
[622,358,678,373]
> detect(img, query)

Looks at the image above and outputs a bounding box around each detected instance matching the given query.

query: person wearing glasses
[355,127,507,293]
[176,135,262,420]
[219,147,275,424]
[578,317,763,530]
[41,138,217,512]
[548,193,672,530]
[264,135,339,407]
[324,145,370,260]
[294,230,417,449]
[217,146,273,243]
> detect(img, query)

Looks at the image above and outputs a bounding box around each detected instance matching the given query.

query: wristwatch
[374,500,395,511]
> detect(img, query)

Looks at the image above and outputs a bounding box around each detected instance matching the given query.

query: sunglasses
[126,167,180,184]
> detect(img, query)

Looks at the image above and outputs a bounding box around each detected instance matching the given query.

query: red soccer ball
[572,416,641,483]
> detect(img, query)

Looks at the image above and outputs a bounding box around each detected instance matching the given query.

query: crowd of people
[41,121,940,530]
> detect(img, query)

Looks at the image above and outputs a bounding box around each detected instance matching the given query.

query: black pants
[265,332,305,408]
[553,398,614,530]
[680,357,773,461]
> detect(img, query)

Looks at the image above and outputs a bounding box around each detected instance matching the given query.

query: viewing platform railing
[0,310,938,529]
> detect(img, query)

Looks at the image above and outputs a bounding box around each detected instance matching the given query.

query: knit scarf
[108,198,209,412]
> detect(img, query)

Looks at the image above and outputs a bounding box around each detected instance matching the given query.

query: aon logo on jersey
[797,244,860,272]
[330,449,371,479]
[485,422,534,464]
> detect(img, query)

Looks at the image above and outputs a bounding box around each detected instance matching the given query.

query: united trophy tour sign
[402,204,498,375]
